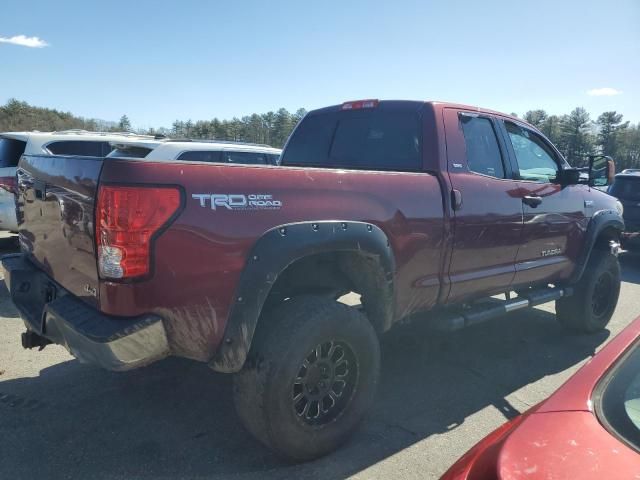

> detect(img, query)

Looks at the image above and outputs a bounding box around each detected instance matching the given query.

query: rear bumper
[1,253,169,371]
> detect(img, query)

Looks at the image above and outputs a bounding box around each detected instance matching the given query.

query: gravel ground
[1,231,639,479]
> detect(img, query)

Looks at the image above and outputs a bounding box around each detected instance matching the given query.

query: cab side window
[459,115,505,179]
[505,122,559,183]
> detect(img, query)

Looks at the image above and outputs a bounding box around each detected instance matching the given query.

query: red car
[442,316,640,479]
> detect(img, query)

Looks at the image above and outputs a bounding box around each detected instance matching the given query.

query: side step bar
[431,286,572,332]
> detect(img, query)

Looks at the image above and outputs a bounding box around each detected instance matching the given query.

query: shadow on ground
[2,236,632,478]
[0,305,609,479]
[621,252,640,284]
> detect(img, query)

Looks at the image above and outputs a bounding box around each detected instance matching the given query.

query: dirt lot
[1,231,640,479]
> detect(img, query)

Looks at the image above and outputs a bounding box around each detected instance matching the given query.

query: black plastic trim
[209,221,395,373]
[570,209,624,284]
[1,253,162,342]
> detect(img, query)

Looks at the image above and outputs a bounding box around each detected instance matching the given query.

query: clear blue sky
[1,0,639,129]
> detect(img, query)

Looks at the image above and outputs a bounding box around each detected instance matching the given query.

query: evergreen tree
[118,115,131,131]
[524,110,548,129]
[596,111,629,159]
[559,107,594,165]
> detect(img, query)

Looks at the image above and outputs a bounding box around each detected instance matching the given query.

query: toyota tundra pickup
[2,100,625,461]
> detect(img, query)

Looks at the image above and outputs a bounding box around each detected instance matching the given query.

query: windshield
[597,341,640,451]
[610,177,640,202]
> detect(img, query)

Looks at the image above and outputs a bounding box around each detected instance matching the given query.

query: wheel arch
[209,221,395,373]
[570,209,624,284]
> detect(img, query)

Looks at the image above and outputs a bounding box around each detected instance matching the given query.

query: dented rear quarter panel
[98,159,446,360]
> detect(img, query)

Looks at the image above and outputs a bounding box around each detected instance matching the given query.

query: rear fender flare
[209,221,395,373]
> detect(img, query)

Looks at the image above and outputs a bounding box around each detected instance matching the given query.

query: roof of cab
[308,99,534,131]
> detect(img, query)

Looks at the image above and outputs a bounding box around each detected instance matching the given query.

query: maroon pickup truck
[2,100,625,461]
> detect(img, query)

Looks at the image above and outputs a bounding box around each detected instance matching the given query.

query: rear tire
[556,250,621,333]
[233,295,380,462]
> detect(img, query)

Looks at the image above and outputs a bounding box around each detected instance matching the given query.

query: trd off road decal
[192,193,283,210]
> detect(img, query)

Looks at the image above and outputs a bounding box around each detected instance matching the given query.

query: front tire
[556,250,621,333]
[233,295,380,462]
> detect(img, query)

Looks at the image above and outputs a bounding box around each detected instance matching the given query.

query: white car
[0,130,154,231]
[0,132,281,232]
[107,139,282,165]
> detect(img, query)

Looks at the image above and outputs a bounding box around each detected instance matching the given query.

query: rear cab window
[281,102,423,171]
[0,137,27,168]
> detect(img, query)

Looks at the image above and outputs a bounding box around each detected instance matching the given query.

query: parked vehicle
[0,130,153,231]
[608,170,640,250]
[2,100,624,461]
[442,314,640,479]
[0,131,281,232]
[107,139,281,165]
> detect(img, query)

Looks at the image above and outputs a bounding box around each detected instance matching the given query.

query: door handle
[522,195,542,208]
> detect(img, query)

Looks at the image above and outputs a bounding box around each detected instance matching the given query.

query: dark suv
[609,170,640,250]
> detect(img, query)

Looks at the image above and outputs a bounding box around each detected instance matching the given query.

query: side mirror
[589,155,615,187]
[556,168,581,186]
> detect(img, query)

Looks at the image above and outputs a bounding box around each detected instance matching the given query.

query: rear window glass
[46,140,112,157]
[459,115,505,179]
[610,177,640,202]
[107,147,152,159]
[222,151,268,165]
[177,150,223,163]
[597,341,640,451]
[281,109,422,171]
[0,138,27,168]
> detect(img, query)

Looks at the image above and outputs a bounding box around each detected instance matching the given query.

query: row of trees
[0,98,116,132]
[519,108,640,170]
[2,98,639,169]
[163,107,308,147]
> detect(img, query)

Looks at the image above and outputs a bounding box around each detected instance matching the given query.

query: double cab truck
[2,100,625,461]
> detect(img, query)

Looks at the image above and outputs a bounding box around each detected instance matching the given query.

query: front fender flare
[570,208,624,284]
[209,221,395,373]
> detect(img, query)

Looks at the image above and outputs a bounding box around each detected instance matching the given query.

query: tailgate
[17,154,102,306]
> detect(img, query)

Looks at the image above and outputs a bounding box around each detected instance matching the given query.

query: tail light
[96,185,181,280]
[341,99,379,110]
[0,175,17,194]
